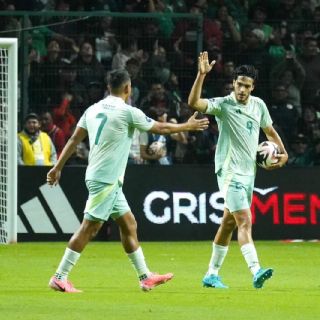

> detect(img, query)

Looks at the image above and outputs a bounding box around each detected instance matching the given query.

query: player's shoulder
[250,95,266,106]
[207,96,226,105]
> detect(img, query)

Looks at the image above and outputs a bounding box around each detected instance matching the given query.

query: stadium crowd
[1,0,320,166]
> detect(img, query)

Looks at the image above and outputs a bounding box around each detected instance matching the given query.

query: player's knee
[221,218,237,233]
[90,226,100,239]
[237,219,252,232]
[78,221,101,240]
[117,211,138,236]
[127,217,137,235]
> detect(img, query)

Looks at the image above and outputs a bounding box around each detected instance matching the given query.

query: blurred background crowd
[1,0,320,166]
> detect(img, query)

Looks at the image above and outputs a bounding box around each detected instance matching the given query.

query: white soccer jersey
[205,92,273,176]
[78,95,155,184]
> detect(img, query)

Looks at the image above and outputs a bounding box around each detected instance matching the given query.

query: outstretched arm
[47,126,88,185]
[188,51,216,113]
[263,125,288,169]
[149,112,209,135]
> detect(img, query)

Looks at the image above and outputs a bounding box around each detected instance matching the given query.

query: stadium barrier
[18,165,320,241]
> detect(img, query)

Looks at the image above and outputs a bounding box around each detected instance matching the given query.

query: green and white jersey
[205,92,272,176]
[78,95,154,184]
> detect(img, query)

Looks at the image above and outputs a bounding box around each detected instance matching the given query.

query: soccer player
[47,69,209,293]
[188,52,288,289]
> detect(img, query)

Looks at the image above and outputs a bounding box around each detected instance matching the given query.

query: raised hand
[198,51,216,75]
[187,112,209,131]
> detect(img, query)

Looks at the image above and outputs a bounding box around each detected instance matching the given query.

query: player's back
[78,95,136,184]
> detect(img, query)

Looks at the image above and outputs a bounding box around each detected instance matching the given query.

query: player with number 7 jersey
[46,69,209,293]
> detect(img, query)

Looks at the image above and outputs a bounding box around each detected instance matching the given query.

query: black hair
[107,69,131,91]
[233,65,258,82]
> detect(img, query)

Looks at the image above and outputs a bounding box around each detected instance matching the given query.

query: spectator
[238,27,269,98]
[125,58,147,107]
[249,5,273,43]
[95,16,118,70]
[39,39,65,106]
[183,116,218,164]
[287,133,314,166]
[220,81,234,96]
[307,5,320,38]
[297,106,320,142]
[267,27,295,66]
[219,0,249,29]
[214,4,241,59]
[171,2,222,92]
[269,83,299,144]
[29,17,78,61]
[139,107,171,165]
[48,0,80,50]
[205,60,235,96]
[270,50,306,115]
[72,41,105,88]
[40,111,66,158]
[112,37,143,70]
[18,113,57,166]
[57,61,88,119]
[139,107,187,165]
[164,72,184,119]
[275,0,306,34]
[146,2,174,39]
[140,81,180,119]
[143,41,171,85]
[0,2,22,39]
[52,93,77,140]
[66,142,89,165]
[128,129,144,164]
[87,81,106,106]
[298,37,320,105]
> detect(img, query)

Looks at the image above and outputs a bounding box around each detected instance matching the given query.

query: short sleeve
[77,111,87,130]
[205,98,223,116]
[130,107,155,131]
[260,101,273,128]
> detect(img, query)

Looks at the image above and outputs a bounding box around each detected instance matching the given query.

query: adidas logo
[18,184,80,234]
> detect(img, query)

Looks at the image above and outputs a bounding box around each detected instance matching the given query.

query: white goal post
[0,38,17,244]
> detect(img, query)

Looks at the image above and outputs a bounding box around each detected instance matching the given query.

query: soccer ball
[256,141,280,169]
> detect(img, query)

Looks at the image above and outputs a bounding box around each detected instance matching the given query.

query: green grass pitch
[1,241,319,320]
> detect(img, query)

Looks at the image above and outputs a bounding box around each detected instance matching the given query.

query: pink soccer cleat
[49,276,82,293]
[140,272,174,291]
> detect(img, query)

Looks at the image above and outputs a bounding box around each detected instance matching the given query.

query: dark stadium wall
[17,166,320,241]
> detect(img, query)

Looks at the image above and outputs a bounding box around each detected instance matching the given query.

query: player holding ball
[188,52,288,289]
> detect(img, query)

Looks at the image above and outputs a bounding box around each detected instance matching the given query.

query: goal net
[0,38,17,244]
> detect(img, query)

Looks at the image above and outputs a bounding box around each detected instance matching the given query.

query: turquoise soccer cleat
[253,268,273,289]
[202,274,228,288]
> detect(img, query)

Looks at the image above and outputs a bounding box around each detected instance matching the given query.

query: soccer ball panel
[256,141,280,169]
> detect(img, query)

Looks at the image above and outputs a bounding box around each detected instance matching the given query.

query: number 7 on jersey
[95,113,108,145]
